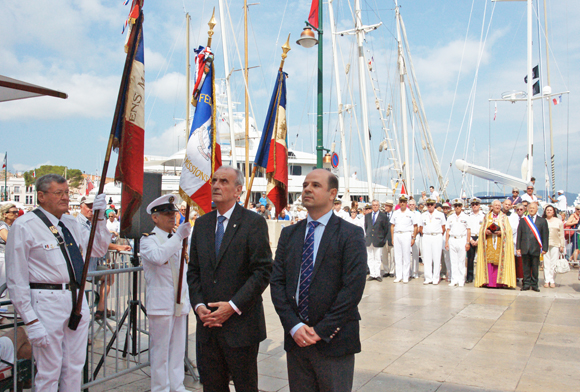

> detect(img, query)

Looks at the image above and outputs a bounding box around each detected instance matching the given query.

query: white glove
[93,194,107,218]
[27,321,49,348]
[175,222,192,240]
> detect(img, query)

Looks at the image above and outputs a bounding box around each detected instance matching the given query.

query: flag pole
[176,9,216,316]
[244,34,291,208]
[69,9,144,330]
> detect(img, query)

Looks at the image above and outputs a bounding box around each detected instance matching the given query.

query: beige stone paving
[95,265,580,392]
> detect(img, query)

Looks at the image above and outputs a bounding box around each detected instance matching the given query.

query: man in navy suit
[516,202,549,292]
[270,169,367,392]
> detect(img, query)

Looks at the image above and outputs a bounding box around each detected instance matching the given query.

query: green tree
[24,165,84,188]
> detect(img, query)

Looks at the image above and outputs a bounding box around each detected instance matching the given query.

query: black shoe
[522,286,530,291]
[367,276,375,281]
[376,276,383,282]
[466,279,473,283]
[532,287,540,292]
[382,273,390,277]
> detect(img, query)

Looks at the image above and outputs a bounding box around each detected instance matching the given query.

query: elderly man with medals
[475,200,516,289]
[140,194,192,392]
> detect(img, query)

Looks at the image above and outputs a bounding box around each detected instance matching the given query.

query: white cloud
[145,120,188,157]
[144,47,168,72]
[12,160,53,172]
[147,72,186,103]
[0,72,119,120]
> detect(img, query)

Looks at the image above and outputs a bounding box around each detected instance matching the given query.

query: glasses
[527,187,534,190]
[7,210,18,214]
[426,203,435,206]
[517,209,525,212]
[42,190,69,198]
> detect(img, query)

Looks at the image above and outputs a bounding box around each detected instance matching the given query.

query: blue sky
[1,0,578,197]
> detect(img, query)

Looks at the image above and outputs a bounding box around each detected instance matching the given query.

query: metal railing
[564,227,579,268]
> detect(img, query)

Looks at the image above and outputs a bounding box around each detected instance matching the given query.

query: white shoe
[394,278,402,283]
[423,280,431,285]
[459,283,465,287]
[403,279,409,284]
[413,274,419,279]
[449,282,456,287]
[433,280,439,285]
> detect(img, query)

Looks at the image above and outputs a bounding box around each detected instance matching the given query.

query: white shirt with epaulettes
[420,210,446,235]
[446,212,470,237]
[391,209,418,232]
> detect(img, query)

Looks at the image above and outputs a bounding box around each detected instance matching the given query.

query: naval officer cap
[452,198,463,206]
[399,195,408,202]
[80,195,95,205]
[334,199,342,205]
[470,197,481,205]
[425,198,436,204]
[146,194,179,215]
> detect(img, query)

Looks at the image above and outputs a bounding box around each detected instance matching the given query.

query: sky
[1,0,578,198]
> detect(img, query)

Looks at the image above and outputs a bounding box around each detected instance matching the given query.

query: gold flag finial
[207,8,217,47]
[279,34,291,70]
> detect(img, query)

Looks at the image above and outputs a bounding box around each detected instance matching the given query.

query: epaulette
[142,232,156,237]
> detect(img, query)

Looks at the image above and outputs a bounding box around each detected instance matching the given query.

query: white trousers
[449,237,467,285]
[31,288,90,392]
[442,237,451,280]
[394,232,412,281]
[0,337,14,371]
[367,245,383,278]
[410,237,421,277]
[422,234,442,283]
[149,314,188,392]
[382,245,395,274]
[543,246,559,284]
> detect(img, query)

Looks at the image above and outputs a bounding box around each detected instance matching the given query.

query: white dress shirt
[420,210,446,234]
[447,212,470,237]
[467,211,485,236]
[391,209,418,232]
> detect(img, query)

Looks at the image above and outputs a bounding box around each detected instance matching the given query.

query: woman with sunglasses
[542,205,565,288]
[0,203,19,289]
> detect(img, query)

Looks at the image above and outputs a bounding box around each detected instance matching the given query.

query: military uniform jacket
[140,226,191,316]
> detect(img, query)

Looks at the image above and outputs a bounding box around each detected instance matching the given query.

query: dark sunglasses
[426,203,435,206]
[7,210,19,214]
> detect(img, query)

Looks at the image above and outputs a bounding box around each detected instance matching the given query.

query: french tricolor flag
[552,95,562,105]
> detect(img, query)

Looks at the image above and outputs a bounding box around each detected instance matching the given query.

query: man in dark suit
[187,166,272,392]
[364,200,390,281]
[270,169,367,392]
[516,201,549,292]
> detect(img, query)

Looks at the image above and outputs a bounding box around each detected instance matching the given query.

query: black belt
[30,283,71,290]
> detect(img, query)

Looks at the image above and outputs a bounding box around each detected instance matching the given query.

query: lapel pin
[233,224,237,228]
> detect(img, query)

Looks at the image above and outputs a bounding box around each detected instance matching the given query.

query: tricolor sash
[523,216,542,249]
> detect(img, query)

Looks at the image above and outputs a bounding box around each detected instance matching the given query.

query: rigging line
[267,0,289,83]
[247,8,268,97]
[444,1,496,181]
[224,0,259,141]
[195,1,207,47]
[440,0,476,162]
[144,16,186,130]
[505,110,528,173]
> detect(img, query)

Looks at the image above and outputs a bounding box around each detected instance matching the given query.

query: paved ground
[94,266,580,392]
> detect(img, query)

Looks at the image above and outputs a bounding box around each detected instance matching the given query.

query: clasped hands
[196,302,235,328]
[485,229,501,236]
[293,325,321,348]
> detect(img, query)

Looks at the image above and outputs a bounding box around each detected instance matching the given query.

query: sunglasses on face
[426,203,434,206]
[7,210,18,214]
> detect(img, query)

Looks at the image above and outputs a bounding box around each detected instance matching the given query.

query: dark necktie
[372,212,377,225]
[298,221,320,321]
[168,233,173,239]
[58,221,85,285]
[215,216,226,256]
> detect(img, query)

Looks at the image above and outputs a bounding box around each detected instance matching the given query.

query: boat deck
[94,265,580,392]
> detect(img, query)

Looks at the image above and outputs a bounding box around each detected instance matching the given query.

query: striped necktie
[298,221,320,322]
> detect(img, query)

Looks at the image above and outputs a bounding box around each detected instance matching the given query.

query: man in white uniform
[381,200,395,277]
[408,199,422,279]
[141,194,192,392]
[6,174,111,391]
[441,202,452,282]
[333,199,349,220]
[390,195,418,283]
[466,198,484,283]
[549,190,567,212]
[521,183,538,203]
[419,198,446,284]
[445,199,471,287]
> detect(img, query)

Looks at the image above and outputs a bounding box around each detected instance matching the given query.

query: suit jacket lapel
[291,220,307,294]
[311,213,339,281]
[215,203,242,268]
